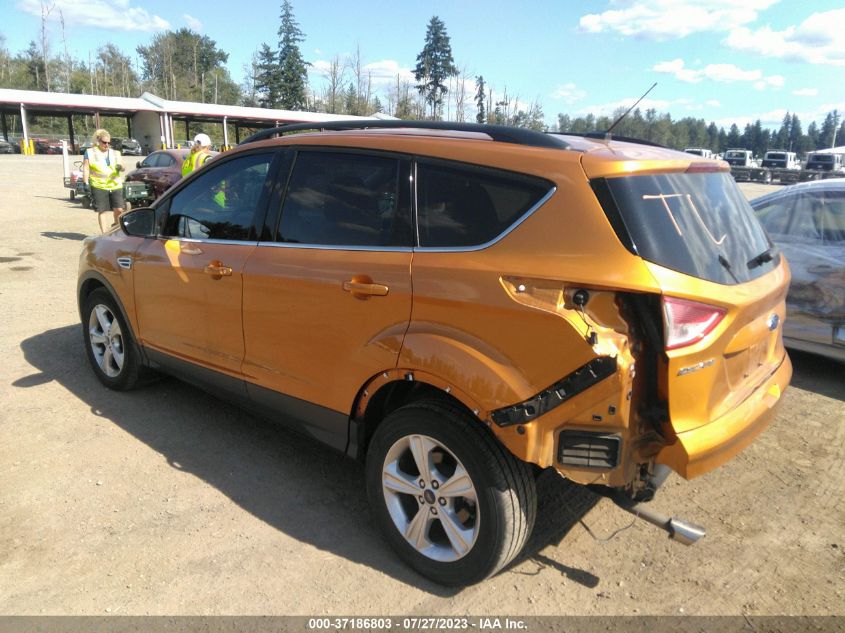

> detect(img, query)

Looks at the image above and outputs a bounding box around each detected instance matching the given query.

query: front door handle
[342,279,389,297]
[204,261,233,279]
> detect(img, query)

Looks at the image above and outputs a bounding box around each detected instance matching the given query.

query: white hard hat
[193,133,211,147]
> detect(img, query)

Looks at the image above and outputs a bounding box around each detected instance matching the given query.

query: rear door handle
[342,280,389,297]
[204,261,233,279]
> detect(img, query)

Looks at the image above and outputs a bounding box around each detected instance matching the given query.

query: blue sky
[4,0,844,130]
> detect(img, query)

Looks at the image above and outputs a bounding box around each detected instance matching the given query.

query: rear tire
[81,288,142,390]
[70,190,76,200]
[366,399,536,586]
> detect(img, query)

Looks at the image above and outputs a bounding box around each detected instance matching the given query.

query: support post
[68,114,76,152]
[1,111,8,141]
[20,103,30,154]
[223,116,229,149]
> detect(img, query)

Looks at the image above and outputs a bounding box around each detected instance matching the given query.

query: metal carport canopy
[0,88,374,149]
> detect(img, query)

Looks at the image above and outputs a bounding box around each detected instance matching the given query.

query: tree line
[1,1,841,154]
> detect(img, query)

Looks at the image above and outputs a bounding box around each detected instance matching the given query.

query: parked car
[78,141,95,155]
[33,138,63,154]
[122,149,194,204]
[751,179,845,362]
[112,137,143,156]
[0,138,15,154]
[78,120,791,586]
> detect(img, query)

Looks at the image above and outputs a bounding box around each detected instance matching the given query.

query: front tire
[81,288,142,390]
[366,399,536,585]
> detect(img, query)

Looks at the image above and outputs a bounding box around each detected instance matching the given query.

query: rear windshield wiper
[747,247,777,270]
[718,254,740,283]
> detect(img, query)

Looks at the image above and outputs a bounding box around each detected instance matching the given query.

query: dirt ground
[0,155,842,616]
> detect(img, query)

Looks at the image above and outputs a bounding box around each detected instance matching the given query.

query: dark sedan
[751,178,845,362]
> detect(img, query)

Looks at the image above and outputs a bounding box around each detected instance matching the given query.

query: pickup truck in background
[723,148,758,168]
[732,149,802,184]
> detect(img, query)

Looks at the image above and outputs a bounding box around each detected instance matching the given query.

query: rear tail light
[662,296,726,350]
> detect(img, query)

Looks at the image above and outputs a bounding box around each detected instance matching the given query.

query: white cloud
[575,96,712,117]
[714,109,788,129]
[183,14,202,32]
[792,88,818,97]
[308,57,416,91]
[18,0,170,32]
[706,99,722,107]
[551,83,587,104]
[653,58,783,89]
[579,0,778,41]
[724,9,845,66]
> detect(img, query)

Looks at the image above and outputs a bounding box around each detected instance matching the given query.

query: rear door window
[416,161,552,248]
[277,151,412,247]
[595,171,776,285]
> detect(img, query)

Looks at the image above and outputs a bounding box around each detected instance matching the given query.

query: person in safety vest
[182,133,213,176]
[82,129,125,233]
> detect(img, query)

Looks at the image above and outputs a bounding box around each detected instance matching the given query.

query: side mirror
[120,207,156,238]
[136,161,141,168]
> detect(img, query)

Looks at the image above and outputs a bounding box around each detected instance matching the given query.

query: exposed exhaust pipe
[589,473,706,545]
[612,499,706,545]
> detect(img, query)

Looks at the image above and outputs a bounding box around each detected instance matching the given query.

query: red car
[123,149,192,205]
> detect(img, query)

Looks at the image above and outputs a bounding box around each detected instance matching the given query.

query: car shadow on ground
[787,350,845,401]
[40,231,88,241]
[16,325,599,593]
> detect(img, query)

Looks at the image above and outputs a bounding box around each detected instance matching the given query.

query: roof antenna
[604,82,657,140]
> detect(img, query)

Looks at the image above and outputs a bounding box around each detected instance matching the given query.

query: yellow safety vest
[181,151,210,176]
[86,147,123,191]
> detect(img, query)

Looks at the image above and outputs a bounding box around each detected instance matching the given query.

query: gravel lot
[0,155,842,617]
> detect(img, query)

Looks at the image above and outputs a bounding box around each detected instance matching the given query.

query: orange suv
[78,121,791,585]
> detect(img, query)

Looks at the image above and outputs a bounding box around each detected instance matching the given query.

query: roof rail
[554,131,667,148]
[239,119,571,149]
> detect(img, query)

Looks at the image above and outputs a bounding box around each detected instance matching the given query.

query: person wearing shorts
[83,129,125,233]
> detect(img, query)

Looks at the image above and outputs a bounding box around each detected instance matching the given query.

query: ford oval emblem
[767,314,780,331]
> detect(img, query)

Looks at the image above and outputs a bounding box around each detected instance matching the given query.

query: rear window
[417,160,552,248]
[594,172,777,285]
[766,153,786,160]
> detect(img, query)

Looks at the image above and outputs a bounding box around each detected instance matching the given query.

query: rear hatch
[762,153,786,168]
[584,152,788,434]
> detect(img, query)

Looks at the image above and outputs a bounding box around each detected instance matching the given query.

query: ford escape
[78,121,792,586]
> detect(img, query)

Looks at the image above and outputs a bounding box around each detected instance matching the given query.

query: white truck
[684,147,714,159]
[731,149,803,184]
[723,148,758,168]
[796,148,845,182]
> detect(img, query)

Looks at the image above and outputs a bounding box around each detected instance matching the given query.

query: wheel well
[78,278,106,310]
[356,380,485,460]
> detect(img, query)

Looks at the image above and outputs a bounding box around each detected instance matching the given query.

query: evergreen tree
[474,75,486,124]
[819,110,841,148]
[413,16,458,119]
[255,43,281,108]
[277,0,309,110]
[788,113,803,152]
[806,121,820,150]
[726,124,742,149]
[774,112,791,149]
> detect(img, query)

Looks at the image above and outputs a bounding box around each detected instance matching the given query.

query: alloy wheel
[381,433,480,562]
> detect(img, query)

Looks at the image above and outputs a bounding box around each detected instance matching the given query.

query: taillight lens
[662,296,727,350]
